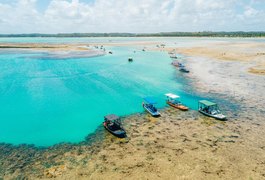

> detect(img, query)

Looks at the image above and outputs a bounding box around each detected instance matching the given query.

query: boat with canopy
[103,114,126,138]
[165,93,189,111]
[198,100,226,120]
[142,97,160,117]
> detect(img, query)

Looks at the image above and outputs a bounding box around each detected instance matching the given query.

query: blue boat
[142,97,161,117]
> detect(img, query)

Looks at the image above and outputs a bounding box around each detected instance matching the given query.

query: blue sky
[0,0,264,33]
[35,0,95,12]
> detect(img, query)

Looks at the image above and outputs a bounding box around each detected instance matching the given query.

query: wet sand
[0,39,265,179]
[0,43,90,51]
[174,42,265,75]
[0,43,106,59]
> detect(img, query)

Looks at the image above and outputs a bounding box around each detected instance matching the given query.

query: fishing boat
[128,57,133,62]
[165,93,189,111]
[179,67,189,73]
[103,114,126,138]
[198,100,226,120]
[142,97,160,117]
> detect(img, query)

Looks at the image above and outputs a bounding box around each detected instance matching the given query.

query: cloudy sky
[0,0,264,34]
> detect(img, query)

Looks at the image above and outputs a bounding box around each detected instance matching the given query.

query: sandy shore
[175,42,265,75]
[0,43,90,51]
[0,43,106,59]
[0,39,265,179]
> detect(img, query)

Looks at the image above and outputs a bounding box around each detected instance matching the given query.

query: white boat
[142,97,160,117]
[198,100,226,120]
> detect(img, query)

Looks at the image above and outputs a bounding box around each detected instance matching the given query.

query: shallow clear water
[0,45,202,146]
[1,37,242,146]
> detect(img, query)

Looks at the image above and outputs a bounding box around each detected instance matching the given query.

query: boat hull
[179,69,189,73]
[198,110,226,120]
[103,122,126,138]
[143,105,160,117]
[167,101,188,111]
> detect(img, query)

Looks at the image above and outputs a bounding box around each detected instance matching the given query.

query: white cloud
[0,0,264,33]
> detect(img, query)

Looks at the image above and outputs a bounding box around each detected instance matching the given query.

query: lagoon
[0,41,204,146]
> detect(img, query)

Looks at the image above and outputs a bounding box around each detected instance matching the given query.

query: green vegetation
[0,31,265,37]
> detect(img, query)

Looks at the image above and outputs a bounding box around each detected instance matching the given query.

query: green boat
[198,100,226,120]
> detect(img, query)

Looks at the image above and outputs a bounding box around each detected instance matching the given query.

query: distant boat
[128,57,133,62]
[179,67,189,73]
[109,51,113,54]
[142,97,160,117]
[169,51,178,59]
[103,114,126,138]
[165,93,188,111]
[170,55,178,59]
[171,60,184,67]
[198,100,226,120]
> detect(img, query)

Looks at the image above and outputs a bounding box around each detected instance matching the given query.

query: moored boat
[170,55,178,59]
[171,60,184,67]
[103,114,126,138]
[142,97,160,117]
[165,93,189,111]
[198,100,226,120]
[179,67,189,73]
[128,57,133,62]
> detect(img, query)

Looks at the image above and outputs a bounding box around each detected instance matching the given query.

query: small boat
[171,60,184,67]
[179,67,189,73]
[128,57,133,62]
[170,55,178,59]
[198,100,226,120]
[142,97,160,117]
[109,51,113,54]
[169,51,178,59]
[165,93,189,111]
[103,114,126,138]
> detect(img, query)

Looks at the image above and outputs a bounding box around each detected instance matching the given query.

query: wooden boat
[179,67,189,73]
[198,100,226,120]
[142,97,160,117]
[103,114,126,138]
[165,93,188,111]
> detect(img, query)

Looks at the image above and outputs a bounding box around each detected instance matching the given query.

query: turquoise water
[0,42,204,146]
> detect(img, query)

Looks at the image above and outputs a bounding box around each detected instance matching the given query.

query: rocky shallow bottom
[0,104,265,180]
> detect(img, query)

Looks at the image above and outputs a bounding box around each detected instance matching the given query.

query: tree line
[0,32,264,37]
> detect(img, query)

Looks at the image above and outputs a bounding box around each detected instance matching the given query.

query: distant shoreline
[0,32,265,38]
